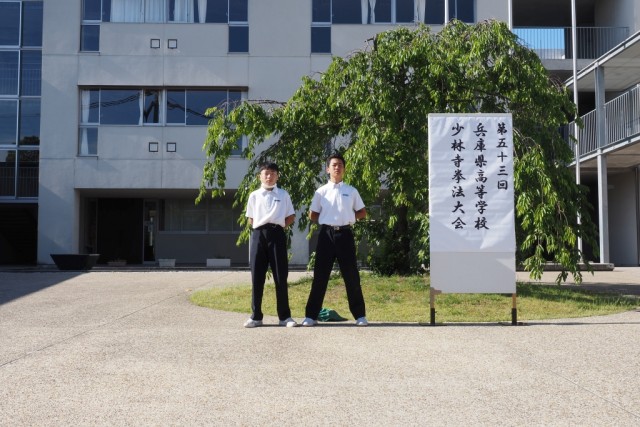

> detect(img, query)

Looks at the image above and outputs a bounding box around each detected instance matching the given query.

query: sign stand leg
[429,287,442,325]
[511,293,517,325]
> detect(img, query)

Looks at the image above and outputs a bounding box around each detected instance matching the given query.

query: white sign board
[428,114,515,293]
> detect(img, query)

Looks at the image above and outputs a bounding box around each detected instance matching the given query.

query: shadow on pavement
[0,271,84,305]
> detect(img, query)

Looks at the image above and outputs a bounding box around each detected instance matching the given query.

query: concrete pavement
[0,268,639,426]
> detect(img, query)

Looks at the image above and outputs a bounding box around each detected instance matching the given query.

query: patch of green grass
[190,273,639,323]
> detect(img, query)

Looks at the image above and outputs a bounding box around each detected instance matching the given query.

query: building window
[83,0,103,21]
[0,0,42,200]
[143,90,161,124]
[82,1,252,51]
[311,26,331,53]
[313,0,331,22]
[229,0,247,22]
[199,0,224,22]
[81,25,101,52]
[166,89,232,125]
[0,148,37,198]
[20,51,41,96]
[79,88,244,155]
[228,0,248,53]
[90,0,248,24]
[0,2,20,46]
[0,51,19,95]
[312,0,331,53]
[448,0,474,23]
[229,25,248,53]
[423,0,474,24]
[166,90,186,124]
[100,89,142,125]
[332,0,360,24]
[22,1,43,47]
[168,0,195,22]
[374,0,393,23]
[208,199,243,231]
[17,149,38,197]
[79,127,98,156]
[82,89,100,124]
[396,0,414,22]
[165,199,208,231]
[19,99,40,146]
[0,149,16,197]
[161,197,243,232]
[0,101,18,145]
[328,0,417,25]
[81,0,102,52]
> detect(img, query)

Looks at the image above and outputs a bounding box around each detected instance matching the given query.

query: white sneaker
[244,318,263,328]
[301,317,318,327]
[279,317,298,327]
[355,316,369,326]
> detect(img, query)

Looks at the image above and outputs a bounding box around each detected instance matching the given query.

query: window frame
[78,88,246,156]
[18,98,40,146]
[312,0,331,54]
[20,49,41,96]
[0,100,19,146]
[21,1,43,47]
[161,197,244,233]
[450,0,475,23]
[0,1,42,200]
[0,50,20,96]
[0,148,17,197]
[0,1,21,47]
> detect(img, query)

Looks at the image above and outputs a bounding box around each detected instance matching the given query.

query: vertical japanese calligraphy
[428,114,515,293]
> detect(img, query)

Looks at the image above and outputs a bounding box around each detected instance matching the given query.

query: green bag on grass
[318,307,348,322]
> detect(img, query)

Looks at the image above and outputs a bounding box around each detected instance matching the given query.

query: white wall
[595,0,639,35]
[478,0,510,22]
[608,170,639,266]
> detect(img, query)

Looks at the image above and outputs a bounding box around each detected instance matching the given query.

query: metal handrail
[567,84,640,158]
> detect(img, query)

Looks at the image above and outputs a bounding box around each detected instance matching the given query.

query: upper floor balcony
[565,83,640,175]
[513,26,629,65]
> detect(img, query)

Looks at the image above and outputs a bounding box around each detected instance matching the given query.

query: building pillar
[597,153,610,263]
[37,159,80,264]
[636,166,640,265]
[595,66,610,263]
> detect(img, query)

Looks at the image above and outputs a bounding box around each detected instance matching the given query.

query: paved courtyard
[1,268,639,426]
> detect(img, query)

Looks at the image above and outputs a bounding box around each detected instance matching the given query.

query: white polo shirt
[310,181,365,226]
[246,186,295,228]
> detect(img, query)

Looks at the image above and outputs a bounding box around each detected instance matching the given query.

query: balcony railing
[567,84,640,158]
[0,166,38,198]
[513,27,629,60]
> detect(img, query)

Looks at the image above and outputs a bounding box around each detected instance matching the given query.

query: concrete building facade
[0,0,639,267]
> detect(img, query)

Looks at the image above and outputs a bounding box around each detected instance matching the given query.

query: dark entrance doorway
[97,198,143,264]
[0,203,37,265]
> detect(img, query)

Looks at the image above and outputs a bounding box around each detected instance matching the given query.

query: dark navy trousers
[250,224,291,321]
[305,225,365,320]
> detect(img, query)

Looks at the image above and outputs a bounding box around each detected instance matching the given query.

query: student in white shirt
[244,163,297,328]
[302,153,369,327]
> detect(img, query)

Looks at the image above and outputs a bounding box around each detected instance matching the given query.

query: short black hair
[259,162,279,173]
[326,153,345,167]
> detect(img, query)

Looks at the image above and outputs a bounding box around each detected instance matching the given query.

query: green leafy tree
[199,20,597,283]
